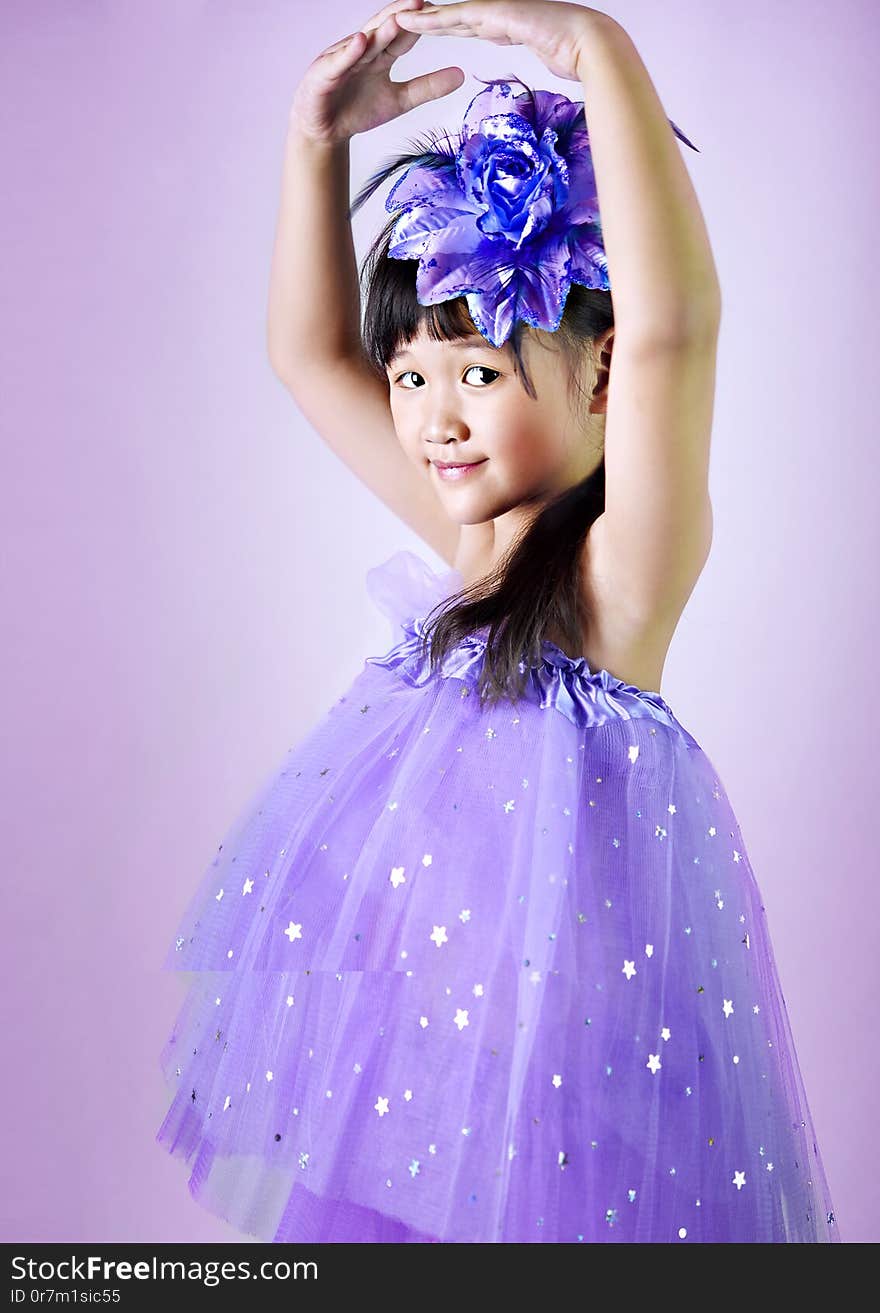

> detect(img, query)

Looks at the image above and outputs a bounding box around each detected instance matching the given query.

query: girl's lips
[431,459,488,482]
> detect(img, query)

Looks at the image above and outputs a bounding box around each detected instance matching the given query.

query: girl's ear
[589,330,615,413]
[597,326,615,362]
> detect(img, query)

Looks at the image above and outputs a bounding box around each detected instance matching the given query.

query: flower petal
[386,164,460,212]
[390,206,480,260]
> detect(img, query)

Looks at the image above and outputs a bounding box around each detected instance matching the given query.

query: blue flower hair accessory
[351,77,698,349]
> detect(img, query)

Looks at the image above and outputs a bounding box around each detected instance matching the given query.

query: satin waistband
[366,614,702,747]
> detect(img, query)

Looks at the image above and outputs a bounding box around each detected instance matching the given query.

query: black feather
[669,119,699,152]
[349,129,459,220]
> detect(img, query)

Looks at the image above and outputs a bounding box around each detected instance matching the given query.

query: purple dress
[157,549,839,1243]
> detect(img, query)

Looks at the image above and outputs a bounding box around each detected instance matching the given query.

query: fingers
[400,65,466,112]
[315,2,430,88]
[351,12,419,68]
[322,0,422,59]
[377,15,423,61]
[396,4,464,31]
[319,14,414,84]
[309,29,368,87]
[321,29,366,60]
[396,3,494,37]
[323,29,367,66]
[397,18,479,37]
[348,0,424,48]
[363,0,425,30]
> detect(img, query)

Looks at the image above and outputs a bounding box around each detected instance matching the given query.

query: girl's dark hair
[349,77,614,710]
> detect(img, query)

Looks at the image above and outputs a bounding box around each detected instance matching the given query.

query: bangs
[359,218,536,395]
[360,223,483,376]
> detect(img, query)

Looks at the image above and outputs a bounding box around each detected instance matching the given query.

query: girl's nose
[422,410,469,445]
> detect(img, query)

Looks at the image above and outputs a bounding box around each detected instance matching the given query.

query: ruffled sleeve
[366,549,464,643]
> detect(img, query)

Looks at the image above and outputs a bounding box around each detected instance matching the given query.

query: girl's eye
[395,366,500,389]
[462,365,499,386]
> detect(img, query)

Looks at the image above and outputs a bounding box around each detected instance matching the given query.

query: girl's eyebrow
[388,335,494,363]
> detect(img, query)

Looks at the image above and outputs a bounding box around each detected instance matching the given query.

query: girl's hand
[395,0,605,83]
[291,0,466,145]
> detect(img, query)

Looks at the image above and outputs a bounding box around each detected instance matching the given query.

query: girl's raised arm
[574,13,720,343]
[267,3,463,373]
[265,6,465,564]
[266,125,362,372]
[572,13,720,626]
[265,117,459,567]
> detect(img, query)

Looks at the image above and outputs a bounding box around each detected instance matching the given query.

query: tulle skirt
[157,551,839,1242]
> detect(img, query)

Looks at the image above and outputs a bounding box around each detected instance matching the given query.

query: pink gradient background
[2,1,875,1243]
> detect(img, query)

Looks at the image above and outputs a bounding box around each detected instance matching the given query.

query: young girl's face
[386,323,606,528]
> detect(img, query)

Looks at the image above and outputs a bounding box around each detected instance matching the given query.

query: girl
[157,0,839,1243]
